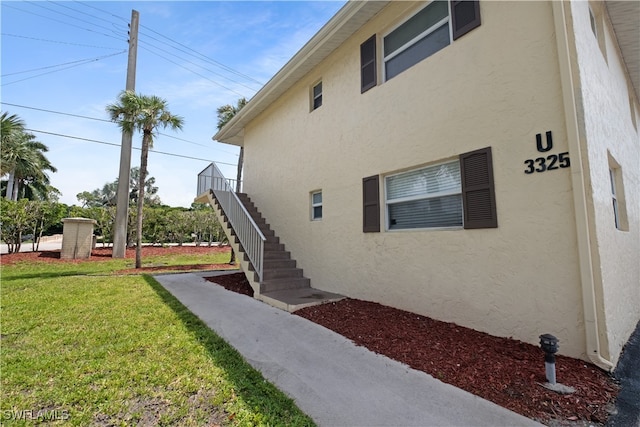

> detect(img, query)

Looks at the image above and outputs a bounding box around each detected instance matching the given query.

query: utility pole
[112,9,139,258]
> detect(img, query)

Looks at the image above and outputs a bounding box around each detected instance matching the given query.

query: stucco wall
[242,1,588,358]
[570,0,640,365]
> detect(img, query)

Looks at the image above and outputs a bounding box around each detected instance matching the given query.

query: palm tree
[107,91,183,268]
[1,112,57,201]
[216,97,247,192]
[2,112,26,198]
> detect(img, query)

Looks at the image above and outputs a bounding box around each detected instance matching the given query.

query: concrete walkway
[0,235,64,254]
[155,271,542,427]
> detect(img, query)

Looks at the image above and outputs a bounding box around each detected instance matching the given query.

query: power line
[2,52,127,77]
[1,102,237,154]
[3,3,125,42]
[1,51,126,86]
[1,102,110,122]
[138,35,260,93]
[47,0,122,27]
[73,0,263,87]
[1,33,121,50]
[139,45,249,99]
[24,128,238,167]
[156,132,211,150]
[138,27,264,87]
[5,2,262,100]
[73,0,128,24]
[24,1,124,36]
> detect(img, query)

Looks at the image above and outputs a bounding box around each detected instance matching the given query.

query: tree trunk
[235,146,243,193]
[135,131,151,268]
[8,175,20,201]
[230,146,243,264]
[5,170,15,200]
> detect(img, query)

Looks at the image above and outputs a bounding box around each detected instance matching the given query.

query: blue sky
[1,1,346,207]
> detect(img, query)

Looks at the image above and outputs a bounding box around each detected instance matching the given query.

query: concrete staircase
[207,191,344,312]
[235,193,310,293]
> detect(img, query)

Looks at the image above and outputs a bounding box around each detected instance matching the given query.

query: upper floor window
[589,6,597,38]
[362,0,480,90]
[609,168,620,229]
[608,153,628,231]
[311,190,323,220]
[588,2,607,62]
[311,81,322,110]
[384,1,451,81]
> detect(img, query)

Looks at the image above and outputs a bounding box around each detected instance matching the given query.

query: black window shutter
[460,147,497,229]
[360,35,377,93]
[363,175,380,232]
[451,0,481,40]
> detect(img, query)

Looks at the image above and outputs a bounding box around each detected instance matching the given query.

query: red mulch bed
[205,273,619,426]
[203,273,254,297]
[0,245,236,275]
[2,247,619,425]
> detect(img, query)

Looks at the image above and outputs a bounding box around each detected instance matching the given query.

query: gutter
[551,1,613,372]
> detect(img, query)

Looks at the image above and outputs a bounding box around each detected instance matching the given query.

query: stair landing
[258,287,345,313]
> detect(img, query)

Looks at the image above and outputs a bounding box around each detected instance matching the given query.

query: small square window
[311,191,322,220]
[608,154,628,231]
[589,7,597,38]
[609,169,620,229]
[312,81,322,110]
[588,3,607,62]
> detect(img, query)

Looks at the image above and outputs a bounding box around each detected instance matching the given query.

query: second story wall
[242,1,588,358]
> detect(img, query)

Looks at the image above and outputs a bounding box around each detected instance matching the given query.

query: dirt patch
[93,391,226,427]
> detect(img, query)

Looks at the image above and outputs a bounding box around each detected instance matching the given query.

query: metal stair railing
[197,163,265,282]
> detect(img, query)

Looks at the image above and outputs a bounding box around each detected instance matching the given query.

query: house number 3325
[524,131,570,174]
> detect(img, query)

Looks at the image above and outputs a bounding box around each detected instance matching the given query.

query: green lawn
[0,254,315,426]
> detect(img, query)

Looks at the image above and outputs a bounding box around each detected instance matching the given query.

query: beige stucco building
[201,0,639,369]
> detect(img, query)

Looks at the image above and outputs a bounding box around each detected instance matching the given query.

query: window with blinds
[383,1,450,81]
[385,160,462,229]
[362,0,481,85]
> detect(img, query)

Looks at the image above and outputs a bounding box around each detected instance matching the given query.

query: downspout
[551,1,613,371]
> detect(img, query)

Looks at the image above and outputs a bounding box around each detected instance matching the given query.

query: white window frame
[384,159,463,231]
[311,81,322,111]
[608,153,629,231]
[311,190,323,220]
[382,1,453,82]
[610,168,621,229]
[589,6,597,38]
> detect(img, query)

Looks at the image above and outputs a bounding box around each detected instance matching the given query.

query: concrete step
[263,258,297,269]
[263,250,291,260]
[264,242,284,251]
[261,267,303,281]
[261,277,310,293]
[258,288,346,313]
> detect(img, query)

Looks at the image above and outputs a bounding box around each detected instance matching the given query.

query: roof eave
[606,1,640,101]
[213,0,389,146]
